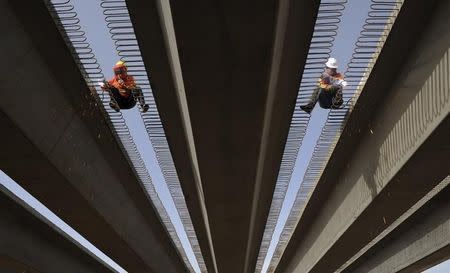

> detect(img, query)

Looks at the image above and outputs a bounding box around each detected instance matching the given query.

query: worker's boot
[137,97,149,113]
[301,87,320,114]
[109,100,120,112]
[300,104,314,114]
[134,88,149,113]
[141,104,149,113]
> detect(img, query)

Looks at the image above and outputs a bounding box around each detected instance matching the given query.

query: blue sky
[0,0,449,272]
[425,260,450,273]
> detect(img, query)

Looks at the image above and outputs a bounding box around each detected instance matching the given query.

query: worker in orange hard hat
[100,61,149,112]
[300,57,347,114]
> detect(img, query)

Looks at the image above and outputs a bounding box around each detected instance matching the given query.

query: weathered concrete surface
[126,0,320,272]
[344,183,450,273]
[0,188,113,273]
[276,0,450,272]
[0,256,41,273]
[0,1,187,272]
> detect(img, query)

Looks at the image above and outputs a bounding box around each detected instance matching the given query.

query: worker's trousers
[307,86,343,109]
[109,87,146,109]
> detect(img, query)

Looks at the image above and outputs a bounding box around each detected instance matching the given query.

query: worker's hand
[321,73,331,84]
[335,79,347,87]
[117,76,125,86]
[99,80,110,90]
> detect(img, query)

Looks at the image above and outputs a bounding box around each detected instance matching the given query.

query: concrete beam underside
[126,0,320,272]
[345,183,450,273]
[0,190,113,273]
[276,0,450,272]
[0,1,187,272]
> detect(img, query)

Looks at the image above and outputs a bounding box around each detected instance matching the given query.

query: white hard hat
[325,57,338,69]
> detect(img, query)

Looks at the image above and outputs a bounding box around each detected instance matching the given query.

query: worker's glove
[117,76,125,87]
[321,73,332,84]
[336,79,348,87]
[99,80,110,90]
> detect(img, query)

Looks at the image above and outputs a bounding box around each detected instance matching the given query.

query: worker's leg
[318,90,333,108]
[300,87,321,114]
[331,86,343,108]
[108,88,137,111]
[120,94,137,109]
[108,87,121,112]
[132,88,149,112]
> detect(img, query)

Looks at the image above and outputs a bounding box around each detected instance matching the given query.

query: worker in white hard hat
[300,57,347,114]
[100,61,149,112]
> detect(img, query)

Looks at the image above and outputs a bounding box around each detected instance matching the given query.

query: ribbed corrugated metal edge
[254,1,347,272]
[99,1,206,272]
[265,1,405,272]
[45,1,195,272]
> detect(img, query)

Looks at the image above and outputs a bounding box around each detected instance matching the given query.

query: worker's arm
[319,73,347,91]
[121,75,137,90]
[318,73,333,90]
[99,79,112,90]
[319,82,334,90]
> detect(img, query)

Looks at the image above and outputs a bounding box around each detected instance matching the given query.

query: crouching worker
[100,61,149,113]
[300,57,347,114]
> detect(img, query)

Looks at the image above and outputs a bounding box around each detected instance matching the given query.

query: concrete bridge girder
[0,187,114,273]
[344,178,450,273]
[0,1,188,272]
[276,0,450,272]
[126,0,321,271]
